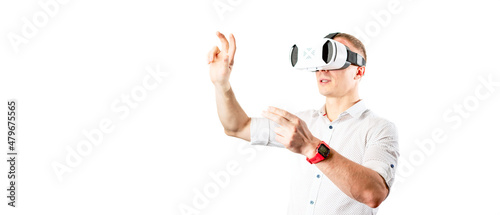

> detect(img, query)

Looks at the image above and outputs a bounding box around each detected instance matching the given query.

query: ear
[354,66,365,80]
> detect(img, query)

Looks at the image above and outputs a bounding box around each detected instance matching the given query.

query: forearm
[214,83,250,140]
[315,149,388,208]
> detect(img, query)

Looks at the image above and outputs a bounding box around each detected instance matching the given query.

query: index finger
[228,33,236,65]
[216,31,229,53]
[262,110,290,127]
[267,106,297,122]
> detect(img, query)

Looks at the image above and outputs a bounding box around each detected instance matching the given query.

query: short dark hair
[335,33,367,63]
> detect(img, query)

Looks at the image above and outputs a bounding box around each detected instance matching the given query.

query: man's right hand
[207,31,236,91]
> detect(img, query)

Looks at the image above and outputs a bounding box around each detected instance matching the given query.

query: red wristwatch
[306,141,331,164]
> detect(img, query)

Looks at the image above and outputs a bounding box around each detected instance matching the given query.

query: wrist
[303,138,322,159]
[214,82,231,92]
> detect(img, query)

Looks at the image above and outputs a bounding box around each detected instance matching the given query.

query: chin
[318,88,341,97]
[318,89,331,97]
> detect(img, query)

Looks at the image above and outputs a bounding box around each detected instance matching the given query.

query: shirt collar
[317,100,367,119]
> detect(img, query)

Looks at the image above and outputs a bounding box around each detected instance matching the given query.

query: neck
[324,94,361,122]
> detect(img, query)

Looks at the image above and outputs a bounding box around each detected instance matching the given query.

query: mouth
[319,79,331,84]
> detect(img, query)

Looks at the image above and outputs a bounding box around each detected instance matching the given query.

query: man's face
[315,37,365,98]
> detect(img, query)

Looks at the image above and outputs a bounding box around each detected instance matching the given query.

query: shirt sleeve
[250,117,284,148]
[362,121,400,189]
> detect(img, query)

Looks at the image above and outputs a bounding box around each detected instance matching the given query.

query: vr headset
[290,33,366,71]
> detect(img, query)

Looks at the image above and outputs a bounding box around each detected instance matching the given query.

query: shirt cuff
[250,117,284,148]
[363,160,396,188]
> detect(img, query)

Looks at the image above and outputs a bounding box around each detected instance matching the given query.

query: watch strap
[306,141,329,164]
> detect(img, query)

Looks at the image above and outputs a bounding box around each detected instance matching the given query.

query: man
[207,31,399,214]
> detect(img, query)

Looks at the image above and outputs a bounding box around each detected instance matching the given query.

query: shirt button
[310,200,314,205]
[316,174,321,178]
[329,125,333,129]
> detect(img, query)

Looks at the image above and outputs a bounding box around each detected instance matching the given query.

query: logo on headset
[303,48,315,59]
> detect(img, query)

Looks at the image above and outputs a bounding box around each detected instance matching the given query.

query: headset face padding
[322,40,333,64]
[290,44,299,67]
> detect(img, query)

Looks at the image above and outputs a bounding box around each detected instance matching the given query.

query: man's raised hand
[207,31,236,91]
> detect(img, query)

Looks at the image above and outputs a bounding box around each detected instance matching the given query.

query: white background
[1,0,499,214]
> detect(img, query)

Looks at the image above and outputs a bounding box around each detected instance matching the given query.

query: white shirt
[250,100,399,215]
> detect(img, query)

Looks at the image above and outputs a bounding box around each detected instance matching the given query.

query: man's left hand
[262,106,321,158]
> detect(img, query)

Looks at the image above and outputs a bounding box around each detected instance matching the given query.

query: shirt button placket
[306,171,323,215]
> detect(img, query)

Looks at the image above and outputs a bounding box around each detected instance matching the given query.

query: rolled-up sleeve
[250,117,284,148]
[362,122,400,188]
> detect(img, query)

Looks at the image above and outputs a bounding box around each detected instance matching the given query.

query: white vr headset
[290,33,366,71]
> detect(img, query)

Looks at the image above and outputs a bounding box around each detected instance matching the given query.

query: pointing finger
[228,33,236,66]
[216,31,229,53]
[262,110,290,127]
[267,106,297,122]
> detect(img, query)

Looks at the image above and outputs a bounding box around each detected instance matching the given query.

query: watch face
[318,144,330,157]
